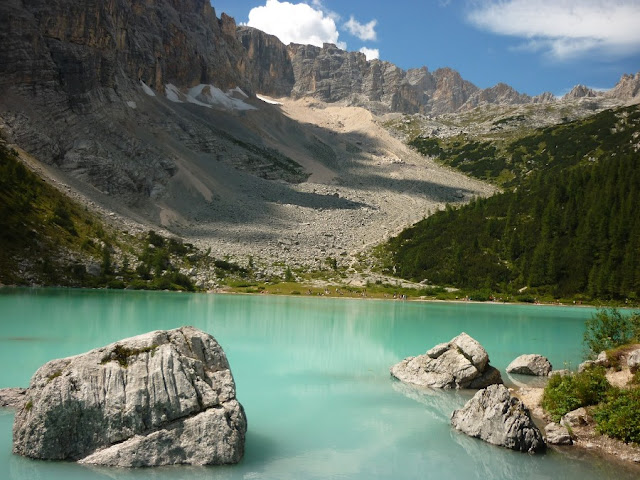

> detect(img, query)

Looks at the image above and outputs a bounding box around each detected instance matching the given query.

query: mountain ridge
[1,0,639,287]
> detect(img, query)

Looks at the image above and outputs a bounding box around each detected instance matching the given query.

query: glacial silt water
[0,288,638,479]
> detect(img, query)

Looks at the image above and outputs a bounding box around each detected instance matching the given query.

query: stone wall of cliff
[0,0,250,113]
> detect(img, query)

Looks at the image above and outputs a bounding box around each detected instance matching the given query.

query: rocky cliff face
[236,25,294,97]
[0,0,249,106]
[13,326,247,467]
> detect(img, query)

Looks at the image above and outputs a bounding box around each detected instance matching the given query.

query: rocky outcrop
[564,85,598,100]
[0,0,250,105]
[450,384,546,453]
[390,332,502,389]
[463,82,532,110]
[12,326,246,467]
[0,388,26,408]
[237,26,294,97]
[544,422,573,445]
[606,73,640,100]
[506,354,552,376]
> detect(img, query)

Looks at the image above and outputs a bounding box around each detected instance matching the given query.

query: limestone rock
[561,407,590,429]
[0,388,26,408]
[595,351,610,367]
[578,360,595,373]
[506,354,552,376]
[450,384,546,454]
[564,85,599,100]
[627,349,640,372]
[544,422,573,445]
[606,72,640,100]
[390,332,502,389]
[12,326,246,467]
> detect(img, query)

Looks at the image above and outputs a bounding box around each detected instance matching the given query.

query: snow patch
[187,84,257,111]
[162,84,257,111]
[126,101,137,109]
[140,81,156,97]
[228,87,249,98]
[256,94,283,105]
[165,84,185,103]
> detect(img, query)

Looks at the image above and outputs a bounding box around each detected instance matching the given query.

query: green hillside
[0,143,199,290]
[383,105,640,302]
[409,107,637,187]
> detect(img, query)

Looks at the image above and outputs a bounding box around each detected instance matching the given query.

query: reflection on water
[1,288,638,480]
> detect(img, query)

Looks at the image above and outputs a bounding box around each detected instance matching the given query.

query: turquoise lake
[1,288,639,479]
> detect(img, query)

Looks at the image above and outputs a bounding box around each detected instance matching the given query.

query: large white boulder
[506,354,552,376]
[13,326,246,467]
[390,333,502,389]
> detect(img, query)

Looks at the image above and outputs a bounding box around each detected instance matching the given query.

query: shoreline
[2,283,638,310]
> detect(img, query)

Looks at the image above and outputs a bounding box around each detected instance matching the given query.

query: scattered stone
[506,354,552,376]
[0,388,26,408]
[12,326,246,467]
[561,407,590,429]
[628,349,640,372]
[549,369,570,377]
[545,422,573,445]
[390,332,502,389]
[450,384,546,453]
[595,351,610,367]
[578,360,595,373]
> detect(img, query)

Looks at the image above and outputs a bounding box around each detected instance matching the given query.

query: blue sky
[212,0,640,96]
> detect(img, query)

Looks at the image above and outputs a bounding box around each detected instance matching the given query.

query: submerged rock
[450,384,546,454]
[13,326,246,467]
[390,332,502,389]
[506,354,552,376]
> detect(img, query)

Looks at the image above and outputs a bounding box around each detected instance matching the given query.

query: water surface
[0,288,637,479]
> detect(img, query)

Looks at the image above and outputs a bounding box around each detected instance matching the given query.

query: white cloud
[467,0,640,60]
[359,47,380,60]
[245,0,345,49]
[344,16,378,41]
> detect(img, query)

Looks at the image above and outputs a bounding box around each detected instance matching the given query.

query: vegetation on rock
[542,308,640,444]
[541,366,612,422]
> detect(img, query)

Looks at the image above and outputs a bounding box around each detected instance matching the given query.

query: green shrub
[106,279,125,289]
[593,387,640,444]
[541,366,612,422]
[583,308,640,356]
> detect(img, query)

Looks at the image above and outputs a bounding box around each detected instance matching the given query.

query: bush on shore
[541,366,612,422]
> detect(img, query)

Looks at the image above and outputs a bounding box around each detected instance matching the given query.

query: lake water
[0,288,638,479]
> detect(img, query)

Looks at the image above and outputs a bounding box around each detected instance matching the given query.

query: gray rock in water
[506,354,552,376]
[12,326,246,467]
[451,384,546,454]
[544,422,573,445]
[390,332,502,389]
[0,388,26,408]
[627,349,640,372]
